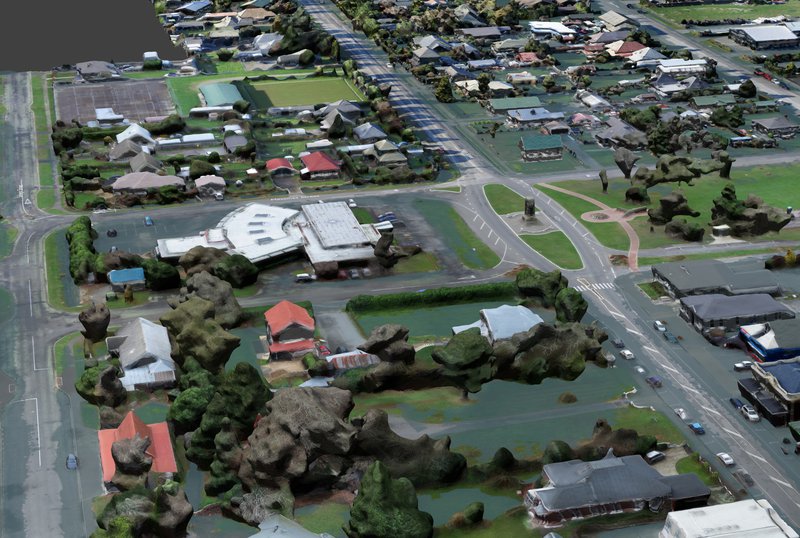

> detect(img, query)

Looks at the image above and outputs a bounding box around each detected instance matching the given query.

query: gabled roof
[488,96,542,111]
[130,152,162,173]
[629,46,666,62]
[265,158,295,172]
[611,40,645,56]
[415,35,452,51]
[754,116,798,130]
[200,82,244,107]
[321,109,355,130]
[114,318,173,370]
[317,100,362,117]
[237,7,273,19]
[590,30,630,44]
[113,172,184,192]
[223,134,249,151]
[116,123,154,145]
[353,122,388,141]
[599,10,631,28]
[301,151,340,173]
[265,300,315,334]
[109,139,143,161]
[195,175,226,188]
[680,293,793,321]
[97,411,177,482]
[413,46,441,59]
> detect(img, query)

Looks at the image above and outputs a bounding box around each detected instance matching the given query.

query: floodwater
[1,0,184,71]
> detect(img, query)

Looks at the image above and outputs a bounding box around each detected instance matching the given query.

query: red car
[318,344,331,356]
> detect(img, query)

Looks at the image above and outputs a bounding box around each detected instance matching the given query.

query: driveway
[315,308,364,352]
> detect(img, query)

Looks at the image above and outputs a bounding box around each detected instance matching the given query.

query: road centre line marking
[722,427,743,438]
[702,405,722,417]
[626,328,643,336]
[748,451,768,463]
[685,385,700,395]
[643,345,657,353]
[770,475,794,489]
[662,364,679,374]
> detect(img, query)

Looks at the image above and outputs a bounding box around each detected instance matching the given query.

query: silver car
[741,405,760,422]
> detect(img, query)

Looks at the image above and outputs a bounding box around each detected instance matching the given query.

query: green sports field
[250,77,364,107]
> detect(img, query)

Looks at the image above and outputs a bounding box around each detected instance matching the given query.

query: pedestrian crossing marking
[575,282,614,292]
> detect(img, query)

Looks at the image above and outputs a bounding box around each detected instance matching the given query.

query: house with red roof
[265,157,297,177]
[97,411,177,486]
[299,151,341,180]
[607,40,645,58]
[264,300,316,360]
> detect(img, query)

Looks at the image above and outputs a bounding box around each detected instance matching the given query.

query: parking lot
[54,79,176,124]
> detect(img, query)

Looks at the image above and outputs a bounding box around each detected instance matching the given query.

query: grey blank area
[0,0,185,71]
[55,80,176,124]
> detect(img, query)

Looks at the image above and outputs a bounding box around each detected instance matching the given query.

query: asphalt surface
[2,3,800,536]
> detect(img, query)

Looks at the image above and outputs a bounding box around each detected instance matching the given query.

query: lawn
[535,186,630,251]
[350,207,374,223]
[250,77,364,107]
[393,251,440,274]
[414,199,500,270]
[653,3,800,25]
[638,281,669,300]
[434,186,461,193]
[0,222,18,259]
[483,184,525,215]
[53,332,78,376]
[612,406,685,444]
[520,232,582,270]
[638,247,784,266]
[675,455,720,487]
[105,290,150,309]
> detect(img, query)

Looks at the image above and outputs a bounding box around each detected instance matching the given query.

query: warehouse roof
[652,259,780,296]
[733,24,799,42]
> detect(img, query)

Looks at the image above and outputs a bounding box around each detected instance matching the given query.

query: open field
[483,184,525,215]
[520,232,583,270]
[55,79,175,124]
[652,3,800,25]
[250,77,364,107]
[414,199,500,269]
[638,247,784,266]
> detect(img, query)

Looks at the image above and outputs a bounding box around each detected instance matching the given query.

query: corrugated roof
[266,158,295,172]
[653,259,780,296]
[97,411,177,482]
[300,151,340,173]
[489,96,542,111]
[108,268,145,284]
[733,24,798,42]
[265,300,315,335]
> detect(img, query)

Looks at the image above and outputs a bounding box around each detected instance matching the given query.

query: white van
[295,273,314,283]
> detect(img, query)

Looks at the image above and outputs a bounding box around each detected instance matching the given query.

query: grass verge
[638,281,668,300]
[393,252,440,274]
[520,232,582,270]
[434,186,461,193]
[0,223,19,259]
[638,247,784,266]
[53,332,79,377]
[676,455,720,487]
[484,184,525,215]
[351,207,374,224]
[44,230,69,310]
[414,199,500,269]
[612,406,685,444]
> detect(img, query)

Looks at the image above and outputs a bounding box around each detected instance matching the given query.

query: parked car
[106,229,117,237]
[646,375,663,388]
[729,397,744,409]
[674,408,688,420]
[645,450,665,464]
[295,273,314,283]
[619,349,635,360]
[741,405,760,422]
[653,320,667,332]
[66,453,79,470]
[348,198,357,208]
[144,216,154,226]
[663,331,679,344]
[349,268,361,279]
[635,366,646,375]
[611,338,625,349]
[318,344,331,356]
[716,452,735,466]
[734,360,754,371]
[689,422,706,435]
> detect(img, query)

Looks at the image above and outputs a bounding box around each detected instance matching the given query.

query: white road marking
[684,385,700,394]
[662,364,679,374]
[494,237,500,246]
[770,475,794,489]
[702,405,722,417]
[479,222,485,230]
[10,398,41,467]
[626,328,643,336]
[748,451,768,463]
[28,279,33,316]
[722,427,743,438]
[643,345,657,353]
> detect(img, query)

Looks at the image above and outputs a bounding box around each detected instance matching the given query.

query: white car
[348,198,357,208]
[716,452,735,466]
[619,349,635,360]
[674,408,688,420]
[741,405,760,422]
[653,320,667,332]
[635,366,646,375]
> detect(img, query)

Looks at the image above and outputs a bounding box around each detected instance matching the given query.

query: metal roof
[301,202,370,249]
[107,268,145,284]
[653,259,780,296]
[663,499,799,538]
[520,134,563,151]
[680,294,793,322]
[200,82,244,107]
[489,96,542,111]
[733,24,799,42]
[760,359,800,394]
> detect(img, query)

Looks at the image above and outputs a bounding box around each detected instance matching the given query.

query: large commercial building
[156,202,383,269]
[652,259,781,299]
[730,25,800,50]
[742,358,800,425]
[680,294,794,332]
[659,499,798,538]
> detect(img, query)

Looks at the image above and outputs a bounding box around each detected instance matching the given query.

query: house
[112,172,185,193]
[107,268,146,292]
[569,112,600,126]
[599,10,635,32]
[452,305,543,343]
[629,46,666,64]
[655,59,708,77]
[730,25,800,50]
[690,94,736,109]
[200,82,243,107]
[129,152,163,174]
[487,96,542,114]
[412,46,441,65]
[414,35,452,52]
[659,499,799,538]
[177,0,212,16]
[752,116,800,138]
[316,100,362,121]
[459,27,503,39]
[746,358,800,424]
[253,32,282,54]
[195,175,226,196]
[97,411,177,484]
[518,134,563,161]
[76,61,120,81]
[223,134,249,153]
[680,293,794,332]
[116,124,154,146]
[106,317,176,391]
[507,71,538,85]
[651,260,781,298]
[467,59,497,70]
[739,319,800,363]
[528,21,577,39]
[516,52,541,65]
[249,514,331,538]
[507,108,565,128]
[108,139,143,161]
[590,30,630,45]
[326,350,381,371]
[543,121,570,135]
[454,4,485,26]
[364,140,408,167]
[441,65,472,82]
[237,7,273,20]
[525,452,710,525]
[607,40,645,58]
[320,109,355,131]
[595,118,647,149]
[265,300,316,360]
[492,38,529,53]
[300,151,341,179]
[353,122,388,143]
[266,158,297,176]
[575,90,611,110]
[173,21,207,33]
[652,75,707,98]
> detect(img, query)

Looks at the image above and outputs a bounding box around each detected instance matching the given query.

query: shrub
[145,114,185,136]
[66,216,105,283]
[346,282,518,313]
[62,163,100,181]
[143,59,163,70]
[216,49,235,62]
[298,49,315,65]
[189,159,217,179]
[207,151,221,164]
[141,258,181,290]
[232,99,251,114]
[558,392,577,404]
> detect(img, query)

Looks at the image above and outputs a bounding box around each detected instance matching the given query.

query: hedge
[345,282,518,314]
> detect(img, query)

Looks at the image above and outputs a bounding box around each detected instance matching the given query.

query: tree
[216,49,234,62]
[123,285,134,304]
[232,100,250,114]
[554,288,588,323]
[331,39,340,61]
[647,122,680,156]
[431,328,495,399]
[541,75,555,90]
[709,105,743,129]
[212,254,259,288]
[434,77,454,103]
[599,169,608,193]
[298,49,315,65]
[141,258,180,291]
[787,249,797,267]
[477,73,491,96]
[168,386,215,434]
[737,79,757,98]
[189,159,217,180]
[614,147,640,180]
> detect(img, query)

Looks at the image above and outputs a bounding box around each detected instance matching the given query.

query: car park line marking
[722,427,743,438]
[748,451,768,463]
[770,475,794,489]
[626,328,643,336]
[702,405,722,417]
[479,221,485,230]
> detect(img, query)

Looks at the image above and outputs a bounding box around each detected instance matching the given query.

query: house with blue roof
[108,268,146,292]
[751,358,800,424]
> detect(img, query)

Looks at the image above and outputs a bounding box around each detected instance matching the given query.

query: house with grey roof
[595,117,646,149]
[525,452,710,525]
[315,100,362,121]
[223,134,249,153]
[452,305,543,343]
[106,318,176,391]
[412,46,441,65]
[320,109,355,132]
[651,259,781,298]
[109,139,143,161]
[353,122,388,143]
[506,108,565,128]
[116,123,155,146]
[752,116,800,138]
[680,294,794,332]
[730,25,800,50]
[76,61,120,81]
[414,35,452,52]
[130,152,163,174]
[454,4,486,27]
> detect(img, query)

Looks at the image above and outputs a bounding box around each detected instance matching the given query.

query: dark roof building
[519,134,563,161]
[525,452,710,525]
[730,25,800,50]
[739,319,800,362]
[652,259,781,298]
[129,152,163,174]
[680,294,794,332]
[223,134,249,153]
[752,116,800,138]
[595,117,647,149]
[743,359,800,425]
